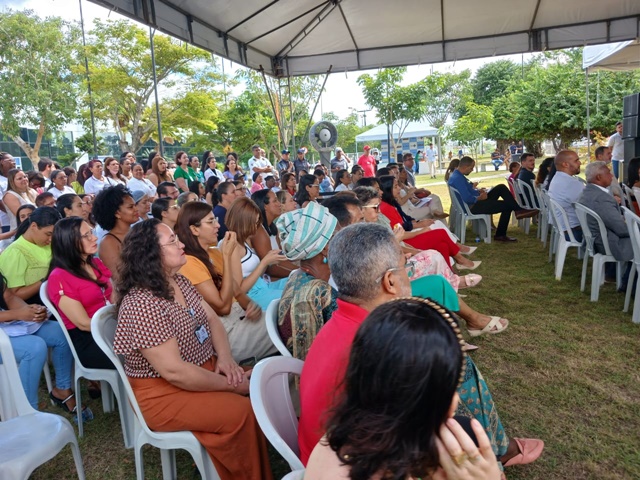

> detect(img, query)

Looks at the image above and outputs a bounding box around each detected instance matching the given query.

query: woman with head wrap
[276,202,338,360]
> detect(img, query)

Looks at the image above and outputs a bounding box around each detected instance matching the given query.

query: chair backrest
[40,282,85,368]
[448,186,472,216]
[250,356,304,471]
[90,305,151,434]
[517,179,538,210]
[0,328,35,418]
[622,206,640,265]
[548,197,580,244]
[265,299,291,358]
[620,183,634,210]
[574,203,613,256]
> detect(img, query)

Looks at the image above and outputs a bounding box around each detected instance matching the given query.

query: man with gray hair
[297,222,543,468]
[578,161,632,271]
[594,145,623,201]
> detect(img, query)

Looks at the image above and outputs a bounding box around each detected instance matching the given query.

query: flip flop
[468,316,509,337]
[503,438,544,467]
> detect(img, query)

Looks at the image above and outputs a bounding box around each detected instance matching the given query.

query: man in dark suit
[517,153,538,208]
[577,161,632,265]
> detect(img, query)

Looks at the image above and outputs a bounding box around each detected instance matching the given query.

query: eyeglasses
[235,187,247,191]
[80,229,96,240]
[309,184,320,189]
[169,205,180,211]
[160,235,181,248]
[375,261,416,283]
[81,199,93,206]
[363,204,380,212]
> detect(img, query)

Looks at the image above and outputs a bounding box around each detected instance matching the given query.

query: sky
[7,0,536,128]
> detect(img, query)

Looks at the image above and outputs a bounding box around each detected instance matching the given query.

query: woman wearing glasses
[47,216,116,413]
[114,219,273,480]
[294,174,320,208]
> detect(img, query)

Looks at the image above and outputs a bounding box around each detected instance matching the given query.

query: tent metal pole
[79,0,98,158]
[149,27,164,157]
[585,68,590,162]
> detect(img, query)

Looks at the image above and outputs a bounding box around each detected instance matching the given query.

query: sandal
[468,316,509,337]
[502,438,544,467]
[49,392,94,423]
[459,274,482,289]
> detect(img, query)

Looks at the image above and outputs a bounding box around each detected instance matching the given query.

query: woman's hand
[392,224,405,242]
[432,418,502,480]
[261,249,287,267]
[15,304,47,322]
[220,231,237,256]
[214,354,245,389]
[415,219,435,229]
[244,301,262,321]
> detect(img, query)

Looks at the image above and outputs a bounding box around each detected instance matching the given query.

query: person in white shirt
[37,157,54,189]
[126,163,157,198]
[83,159,117,195]
[334,169,352,192]
[607,121,624,180]
[548,150,585,242]
[47,170,75,199]
[248,144,274,177]
[202,151,225,183]
[0,152,16,233]
[426,143,438,178]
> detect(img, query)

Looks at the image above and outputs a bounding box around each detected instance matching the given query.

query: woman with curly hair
[147,155,173,187]
[304,298,502,480]
[93,185,139,276]
[114,219,273,480]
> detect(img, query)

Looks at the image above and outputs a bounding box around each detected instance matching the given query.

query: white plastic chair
[547,197,583,280]
[537,187,554,249]
[448,186,492,244]
[622,207,640,323]
[574,203,623,301]
[0,329,85,480]
[40,282,133,448]
[266,299,292,357]
[250,356,305,471]
[621,183,635,210]
[91,305,220,480]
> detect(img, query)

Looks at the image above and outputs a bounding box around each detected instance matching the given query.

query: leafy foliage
[450,102,493,159]
[0,10,81,161]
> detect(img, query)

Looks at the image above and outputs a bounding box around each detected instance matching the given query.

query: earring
[322,255,328,264]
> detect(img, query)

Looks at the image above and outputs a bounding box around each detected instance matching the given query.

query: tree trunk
[11,135,38,162]
[524,140,544,158]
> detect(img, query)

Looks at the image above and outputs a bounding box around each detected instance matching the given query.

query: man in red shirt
[357,145,377,177]
[298,223,411,463]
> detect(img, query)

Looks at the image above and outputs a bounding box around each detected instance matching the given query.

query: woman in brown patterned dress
[113,219,273,480]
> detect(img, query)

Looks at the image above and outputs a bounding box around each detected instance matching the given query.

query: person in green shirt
[0,206,61,304]
[173,150,197,193]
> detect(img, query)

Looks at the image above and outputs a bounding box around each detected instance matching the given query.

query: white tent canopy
[583,39,640,72]
[355,122,438,142]
[89,0,640,77]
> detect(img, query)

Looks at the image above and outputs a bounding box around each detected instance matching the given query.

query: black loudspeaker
[397,153,403,163]
[624,138,640,162]
[623,116,639,139]
[623,93,640,117]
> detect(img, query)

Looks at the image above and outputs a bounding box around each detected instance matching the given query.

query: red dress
[379,201,460,269]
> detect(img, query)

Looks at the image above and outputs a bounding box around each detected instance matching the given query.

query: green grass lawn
[32,176,640,479]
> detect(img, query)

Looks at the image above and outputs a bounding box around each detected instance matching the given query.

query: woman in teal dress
[276,202,338,360]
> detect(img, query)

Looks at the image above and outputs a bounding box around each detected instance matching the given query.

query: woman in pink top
[250,172,265,194]
[47,217,114,370]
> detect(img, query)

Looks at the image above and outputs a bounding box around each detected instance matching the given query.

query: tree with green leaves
[75,131,107,155]
[418,71,472,164]
[0,10,81,162]
[358,68,425,159]
[450,102,493,162]
[472,60,520,107]
[82,19,221,154]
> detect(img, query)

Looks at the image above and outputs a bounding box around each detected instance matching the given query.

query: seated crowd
[0,145,572,479]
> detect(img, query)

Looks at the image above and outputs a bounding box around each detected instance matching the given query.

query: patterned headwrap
[276,202,337,261]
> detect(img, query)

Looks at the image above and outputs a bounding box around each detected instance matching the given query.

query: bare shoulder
[304,439,351,480]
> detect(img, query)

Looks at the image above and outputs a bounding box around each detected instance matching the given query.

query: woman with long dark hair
[535,157,554,187]
[104,157,127,186]
[3,168,37,230]
[48,169,75,199]
[47,217,115,371]
[148,155,173,187]
[294,173,320,208]
[55,193,84,218]
[280,172,296,196]
[204,176,219,207]
[202,151,225,183]
[378,175,479,271]
[114,219,274,479]
[305,298,501,480]
[223,152,243,181]
[83,159,111,194]
[251,189,297,279]
[173,151,197,193]
[175,202,274,362]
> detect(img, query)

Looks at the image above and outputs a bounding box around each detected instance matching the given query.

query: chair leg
[76,375,84,438]
[43,357,53,398]
[190,444,219,480]
[459,218,466,244]
[580,254,589,292]
[160,449,177,480]
[111,379,134,449]
[616,262,623,290]
[555,243,568,281]
[634,280,640,324]
[101,380,114,413]
[68,439,86,480]
[134,443,145,480]
[591,257,602,302]
[624,266,636,312]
